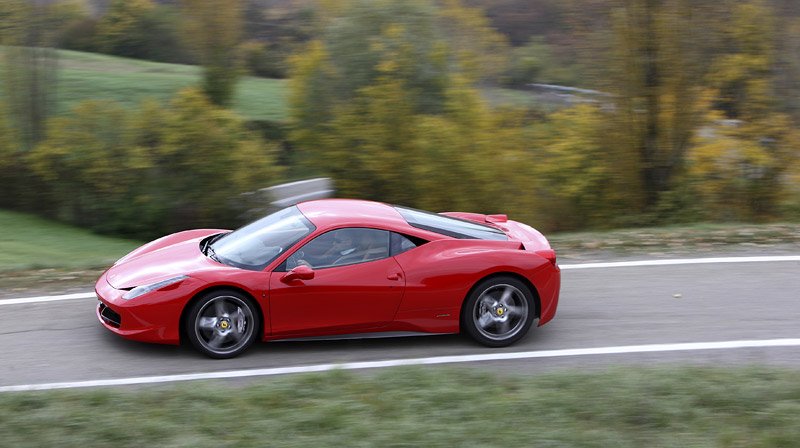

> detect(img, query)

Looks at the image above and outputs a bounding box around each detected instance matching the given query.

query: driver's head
[332,232,354,249]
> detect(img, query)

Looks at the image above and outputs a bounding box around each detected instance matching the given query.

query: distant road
[1,256,799,391]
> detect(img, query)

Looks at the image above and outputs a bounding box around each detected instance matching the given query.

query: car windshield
[210,206,315,270]
[394,206,508,240]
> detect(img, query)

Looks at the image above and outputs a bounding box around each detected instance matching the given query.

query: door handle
[387,272,401,281]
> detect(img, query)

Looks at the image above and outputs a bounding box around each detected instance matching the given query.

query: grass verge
[1,366,799,447]
[0,209,140,273]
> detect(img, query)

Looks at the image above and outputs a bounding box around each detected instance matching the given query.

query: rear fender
[392,239,552,313]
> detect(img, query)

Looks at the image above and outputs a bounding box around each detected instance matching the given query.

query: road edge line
[2,338,799,392]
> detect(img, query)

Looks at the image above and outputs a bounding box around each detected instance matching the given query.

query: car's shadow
[255,333,467,356]
[94,325,191,358]
[95,322,556,363]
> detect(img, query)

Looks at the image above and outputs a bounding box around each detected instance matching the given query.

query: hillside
[2,49,289,122]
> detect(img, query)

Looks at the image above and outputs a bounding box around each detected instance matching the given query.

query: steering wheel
[286,250,308,269]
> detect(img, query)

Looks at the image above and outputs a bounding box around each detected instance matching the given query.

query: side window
[390,232,423,256]
[287,228,390,269]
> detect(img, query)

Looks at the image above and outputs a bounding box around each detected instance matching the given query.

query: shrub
[28,90,283,238]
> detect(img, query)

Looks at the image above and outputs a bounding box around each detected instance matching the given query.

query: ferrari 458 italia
[96,199,560,358]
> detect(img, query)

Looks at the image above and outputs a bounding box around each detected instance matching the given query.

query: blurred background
[1,0,799,239]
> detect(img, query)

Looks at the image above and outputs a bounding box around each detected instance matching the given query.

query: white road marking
[0,291,95,306]
[2,255,799,307]
[1,338,798,392]
[559,255,800,270]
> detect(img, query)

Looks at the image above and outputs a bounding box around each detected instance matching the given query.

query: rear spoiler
[485,214,508,223]
[440,211,507,224]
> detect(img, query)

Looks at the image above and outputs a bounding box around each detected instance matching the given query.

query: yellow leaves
[27,100,131,194]
[286,3,534,223]
[180,0,243,105]
[0,0,26,45]
[227,138,283,193]
[0,101,16,169]
[180,0,241,58]
[525,104,638,230]
[375,59,398,75]
[27,89,283,233]
[685,104,795,221]
[437,0,509,82]
[295,37,529,214]
[705,1,776,122]
[731,0,775,55]
[382,23,405,41]
[96,0,156,52]
[288,40,335,141]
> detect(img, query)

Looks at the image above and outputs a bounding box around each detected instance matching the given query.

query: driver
[295,230,358,268]
[319,232,356,264]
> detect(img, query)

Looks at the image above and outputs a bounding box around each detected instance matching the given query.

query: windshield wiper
[211,232,227,243]
[203,233,226,261]
[206,245,221,263]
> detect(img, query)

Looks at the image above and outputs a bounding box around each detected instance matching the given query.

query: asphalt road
[1,258,799,389]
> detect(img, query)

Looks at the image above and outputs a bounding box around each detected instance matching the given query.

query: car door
[268,228,405,336]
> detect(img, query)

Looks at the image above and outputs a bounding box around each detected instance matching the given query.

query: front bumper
[95,271,191,345]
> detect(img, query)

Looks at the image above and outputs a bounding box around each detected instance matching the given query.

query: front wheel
[461,276,535,347]
[186,290,260,359]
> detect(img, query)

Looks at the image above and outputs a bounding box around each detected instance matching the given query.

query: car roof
[296,199,410,230]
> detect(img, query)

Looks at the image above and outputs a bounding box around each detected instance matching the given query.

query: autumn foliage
[2,0,800,236]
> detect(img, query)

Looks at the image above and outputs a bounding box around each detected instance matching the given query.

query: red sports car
[96,199,560,358]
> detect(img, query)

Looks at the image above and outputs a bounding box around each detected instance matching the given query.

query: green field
[2,48,552,124]
[0,209,140,272]
[1,366,799,447]
[2,49,288,121]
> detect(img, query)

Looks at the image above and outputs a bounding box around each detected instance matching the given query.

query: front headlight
[122,275,189,300]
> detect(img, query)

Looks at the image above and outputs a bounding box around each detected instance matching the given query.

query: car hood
[106,237,219,289]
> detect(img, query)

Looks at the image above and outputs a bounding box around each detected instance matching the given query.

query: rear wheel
[186,290,260,359]
[461,276,535,347]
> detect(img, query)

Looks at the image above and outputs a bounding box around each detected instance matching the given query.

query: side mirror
[281,265,315,283]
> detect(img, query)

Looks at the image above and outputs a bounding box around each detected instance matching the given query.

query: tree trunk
[640,0,663,208]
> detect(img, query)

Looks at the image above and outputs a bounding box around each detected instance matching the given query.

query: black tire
[185,289,260,359]
[461,276,535,347]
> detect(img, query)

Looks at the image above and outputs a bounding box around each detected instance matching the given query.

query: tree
[152,88,282,230]
[561,0,735,217]
[0,0,60,212]
[0,101,15,170]
[502,37,578,87]
[464,0,567,46]
[605,0,708,211]
[528,104,633,230]
[96,0,155,58]
[290,0,507,127]
[288,0,514,207]
[705,0,779,121]
[685,1,800,220]
[27,90,283,237]
[181,0,243,106]
[290,8,531,219]
[0,0,59,153]
[93,0,188,63]
[27,100,140,226]
[292,22,435,204]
